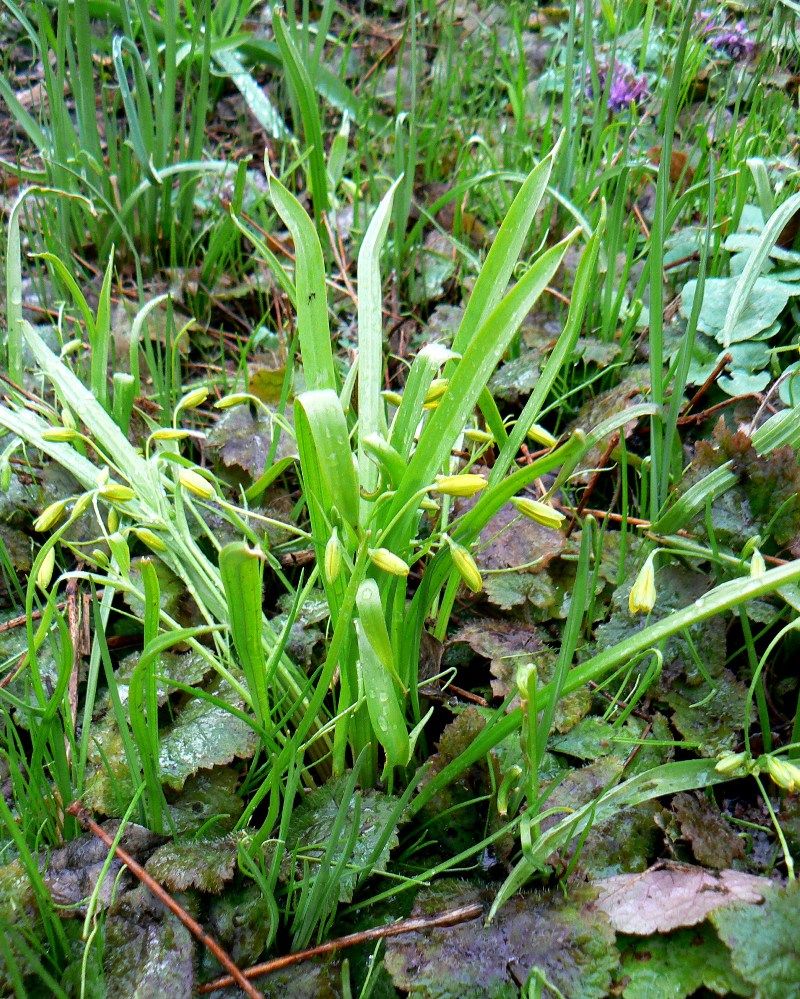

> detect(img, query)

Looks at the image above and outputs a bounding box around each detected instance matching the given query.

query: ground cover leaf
[158,679,259,791]
[592,862,771,934]
[617,923,750,998]
[167,768,244,835]
[103,886,194,999]
[145,834,239,894]
[286,775,400,903]
[384,880,617,998]
[671,791,745,869]
[710,881,800,998]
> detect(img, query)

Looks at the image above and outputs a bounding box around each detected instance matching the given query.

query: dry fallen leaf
[591,861,772,934]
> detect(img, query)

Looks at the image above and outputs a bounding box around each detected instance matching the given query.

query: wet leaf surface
[617,923,750,998]
[671,791,745,869]
[103,886,195,999]
[384,880,617,998]
[711,881,800,998]
[145,834,239,894]
[592,861,771,934]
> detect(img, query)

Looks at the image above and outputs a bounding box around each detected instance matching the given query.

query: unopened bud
[465,428,494,445]
[715,751,748,776]
[99,483,135,502]
[368,547,410,577]
[37,547,56,590]
[432,473,487,498]
[765,755,800,792]
[214,393,252,409]
[178,468,216,500]
[177,386,209,411]
[750,549,766,577]
[511,496,565,530]
[381,391,403,407]
[151,428,191,441]
[33,500,68,532]
[324,530,342,583]
[628,553,657,616]
[133,527,168,552]
[42,427,79,443]
[424,378,449,404]
[448,539,482,593]
[526,424,558,448]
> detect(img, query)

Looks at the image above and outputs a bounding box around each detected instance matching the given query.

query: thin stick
[66,803,263,999]
[681,352,732,416]
[198,903,484,993]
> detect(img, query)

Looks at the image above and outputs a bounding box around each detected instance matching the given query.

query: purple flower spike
[587,62,650,113]
[694,10,755,61]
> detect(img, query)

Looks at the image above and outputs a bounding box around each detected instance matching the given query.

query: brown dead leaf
[591,861,771,934]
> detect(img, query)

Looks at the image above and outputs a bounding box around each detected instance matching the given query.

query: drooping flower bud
[37,547,56,590]
[715,751,749,776]
[133,527,168,552]
[178,468,216,500]
[176,386,209,411]
[423,378,449,404]
[368,547,410,577]
[448,539,483,593]
[526,424,558,448]
[511,496,565,530]
[464,428,494,445]
[33,500,68,533]
[42,427,79,443]
[750,549,766,577]
[432,473,487,498]
[324,529,342,583]
[98,483,135,502]
[628,553,657,616]
[765,755,800,792]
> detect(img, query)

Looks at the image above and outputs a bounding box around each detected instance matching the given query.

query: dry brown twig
[198,902,484,993]
[66,802,263,999]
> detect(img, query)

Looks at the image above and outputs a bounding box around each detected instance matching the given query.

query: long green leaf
[357,178,401,504]
[267,166,336,393]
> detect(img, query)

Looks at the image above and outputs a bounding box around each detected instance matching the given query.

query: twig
[198,903,484,993]
[680,352,732,416]
[565,432,620,538]
[66,803,263,999]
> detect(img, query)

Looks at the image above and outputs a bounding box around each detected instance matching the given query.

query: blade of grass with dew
[267,164,336,392]
[272,8,329,222]
[357,178,402,507]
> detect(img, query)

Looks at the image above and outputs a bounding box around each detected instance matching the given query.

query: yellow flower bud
[526,424,558,448]
[42,427,79,443]
[98,483,135,502]
[511,496,565,530]
[368,547,410,577]
[424,378,449,404]
[715,751,749,776]
[33,500,68,532]
[765,755,800,792]
[214,393,252,409]
[448,540,482,593]
[107,507,119,533]
[151,428,191,441]
[381,391,403,407]
[324,530,342,583]
[178,468,216,500]
[37,547,56,590]
[516,662,537,700]
[750,549,766,577]
[464,428,494,445]
[628,553,657,615]
[432,473,487,498]
[72,493,93,519]
[133,527,168,552]
[176,386,209,411]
